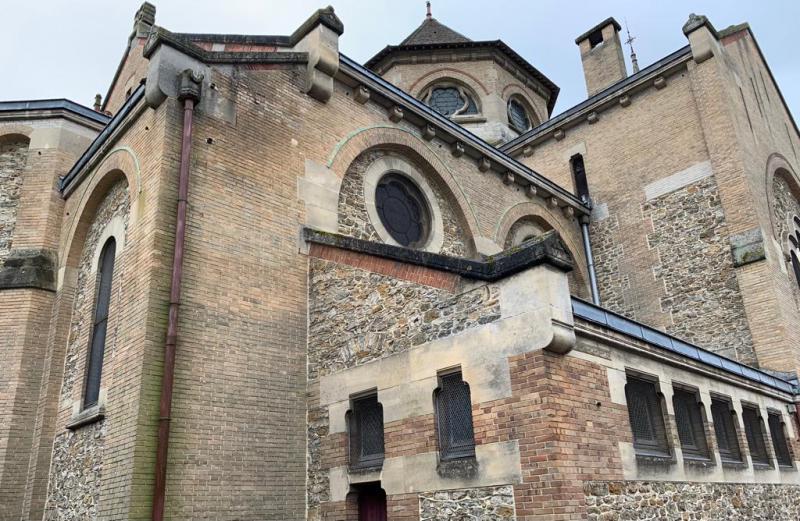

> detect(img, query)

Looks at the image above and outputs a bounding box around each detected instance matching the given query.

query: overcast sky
[1,1,799,118]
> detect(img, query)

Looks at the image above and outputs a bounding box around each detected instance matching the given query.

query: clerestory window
[710,396,742,463]
[625,375,670,457]
[742,404,770,465]
[423,84,479,118]
[672,388,709,459]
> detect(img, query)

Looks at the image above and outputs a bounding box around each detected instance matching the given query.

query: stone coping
[572,297,796,395]
[0,249,56,292]
[303,228,573,281]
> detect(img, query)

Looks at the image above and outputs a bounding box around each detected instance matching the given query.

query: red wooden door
[358,489,387,521]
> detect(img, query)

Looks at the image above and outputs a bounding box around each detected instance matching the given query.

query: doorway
[356,483,386,521]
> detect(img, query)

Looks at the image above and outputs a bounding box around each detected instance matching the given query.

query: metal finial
[426,1,432,18]
[624,19,640,74]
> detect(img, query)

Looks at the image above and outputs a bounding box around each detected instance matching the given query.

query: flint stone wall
[45,180,130,520]
[308,257,500,380]
[643,177,756,364]
[44,422,106,521]
[585,481,800,521]
[337,149,470,257]
[418,485,516,521]
[0,139,28,264]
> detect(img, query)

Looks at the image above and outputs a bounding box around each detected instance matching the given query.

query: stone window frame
[66,214,127,430]
[433,367,476,462]
[623,370,673,460]
[419,80,485,124]
[506,95,535,134]
[740,401,772,468]
[363,155,444,253]
[671,383,712,461]
[709,393,744,465]
[346,390,385,471]
[766,408,795,469]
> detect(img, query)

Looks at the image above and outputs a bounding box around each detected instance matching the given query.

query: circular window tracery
[375,173,431,248]
[507,98,532,133]
[423,84,479,118]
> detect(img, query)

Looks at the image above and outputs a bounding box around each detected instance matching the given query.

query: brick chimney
[575,17,627,97]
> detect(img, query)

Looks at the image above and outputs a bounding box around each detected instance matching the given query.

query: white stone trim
[90,214,126,275]
[644,160,713,201]
[329,440,522,500]
[298,159,342,233]
[571,341,800,485]
[363,155,444,253]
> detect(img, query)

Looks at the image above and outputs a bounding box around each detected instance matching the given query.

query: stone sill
[451,115,487,124]
[752,462,774,471]
[66,404,105,430]
[778,464,796,472]
[721,459,748,470]
[683,456,715,469]
[635,452,676,467]
[349,464,383,475]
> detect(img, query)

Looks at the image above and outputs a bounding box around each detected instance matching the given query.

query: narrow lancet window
[84,237,116,408]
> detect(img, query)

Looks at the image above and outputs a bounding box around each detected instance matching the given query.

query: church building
[2,3,800,520]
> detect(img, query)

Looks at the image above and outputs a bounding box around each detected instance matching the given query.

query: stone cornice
[303,228,574,281]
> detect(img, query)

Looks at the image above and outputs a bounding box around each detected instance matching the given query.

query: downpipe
[152,70,202,521]
[580,215,601,305]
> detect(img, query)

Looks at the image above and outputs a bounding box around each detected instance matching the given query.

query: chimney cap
[575,17,622,45]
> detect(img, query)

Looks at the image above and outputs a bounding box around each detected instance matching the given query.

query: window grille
[84,237,116,408]
[742,405,769,465]
[791,215,800,286]
[349,394,384,469]
[672,388,709,458]
[710,397,742,462]
[507,98,531,132]
[435,371,475,460]
[625,377,670,456]
[768,412,792,467]
[375,173,430,248]
[425,85,479,117]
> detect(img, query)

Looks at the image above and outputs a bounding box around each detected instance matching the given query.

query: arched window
[507,97,532,133]
[570,154,590,204]
[84,237,116,408]
[422,83,479,118]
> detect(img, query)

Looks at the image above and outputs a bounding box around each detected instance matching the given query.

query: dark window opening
[625,376,670,456]
[570,154,590,204]
[355,483,387,521]
[742,405,769,465]
[435,370,476,461]
[348,393,385,470]
[710,397,742,462]
[427,86,479,117]
[768,412,793,467]
[84,237,117,409]
[507,98,531,133]
[672,388,709,459]
[588,29,604,48]
[791,216,800,287]
[375,173,431,249]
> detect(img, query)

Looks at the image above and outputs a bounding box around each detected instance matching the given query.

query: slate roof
[400,17,471,45]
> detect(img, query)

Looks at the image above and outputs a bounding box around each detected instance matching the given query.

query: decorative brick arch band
[765,153,800,244]
[326,125,483,249]
[62,148,140,274]
[494,201,590,294]
[408,67,490,97]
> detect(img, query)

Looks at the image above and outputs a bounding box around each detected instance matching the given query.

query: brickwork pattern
[337,149,469,257]
[644,176,756,362]
[0,138,28,262]
[589,214,634,318]
[44,179,130,521]
[308,256,500,380]
[584,481,800,520]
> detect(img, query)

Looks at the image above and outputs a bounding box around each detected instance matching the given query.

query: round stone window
[375,173,431,248]
[507,98,531,133]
